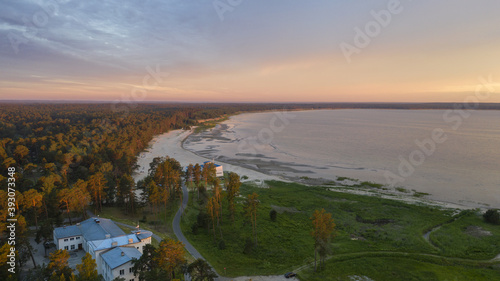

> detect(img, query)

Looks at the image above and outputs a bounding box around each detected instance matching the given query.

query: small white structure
[203,161,223,177]
[53,218,152,281]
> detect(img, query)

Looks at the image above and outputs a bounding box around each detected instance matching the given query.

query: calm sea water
[188,109,500,208]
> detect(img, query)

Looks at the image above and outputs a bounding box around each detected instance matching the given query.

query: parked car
[44,242,56,248]
[284,272,297,278]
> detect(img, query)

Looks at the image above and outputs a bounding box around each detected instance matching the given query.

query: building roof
[203,161,222,167]
[53,217,125,241]
[53,225,82,239]
[136,231,153,240]
[89,234,140,251]
[101,247,142,269]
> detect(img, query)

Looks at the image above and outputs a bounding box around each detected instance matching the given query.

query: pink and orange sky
[0,0,499,102]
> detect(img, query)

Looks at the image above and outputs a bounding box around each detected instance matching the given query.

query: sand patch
[464,226,492,238]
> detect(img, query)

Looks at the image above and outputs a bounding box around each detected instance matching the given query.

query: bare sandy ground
[133,129,286,185]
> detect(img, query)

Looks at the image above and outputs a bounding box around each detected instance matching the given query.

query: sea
[183,109,500,208]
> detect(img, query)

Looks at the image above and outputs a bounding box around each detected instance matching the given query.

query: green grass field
[298,256,500,281]
[179,180,500,279]
[430,211,500,260]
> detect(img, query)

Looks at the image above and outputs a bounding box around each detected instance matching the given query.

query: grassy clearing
[179,180,493,278]
[430,211,500,260]
[193,115,229,133]
[298,256,500,281]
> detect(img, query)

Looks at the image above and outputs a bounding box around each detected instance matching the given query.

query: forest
[0,102,290,280]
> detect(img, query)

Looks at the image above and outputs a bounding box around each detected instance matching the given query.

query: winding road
[172,184,224,280]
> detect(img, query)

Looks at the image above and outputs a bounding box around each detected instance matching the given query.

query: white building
[204,161,224,177]
[53,217,152,281]
[101,247,142,281]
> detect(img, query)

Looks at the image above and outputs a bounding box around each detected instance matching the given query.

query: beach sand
[132,128,286,185]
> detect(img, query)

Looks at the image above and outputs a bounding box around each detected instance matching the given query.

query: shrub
[197,211,210,229]
[191,222,199,235]
[270,210,277,222]
[243,238,254,255]
[483,209,500,224]
[218,240,226,250]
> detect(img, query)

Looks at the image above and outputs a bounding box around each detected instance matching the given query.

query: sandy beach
[132,128,286,185]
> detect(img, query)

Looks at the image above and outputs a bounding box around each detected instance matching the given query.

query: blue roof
[101,247,142,269]
[79,217,125,241]
[136,231,153,240]
[53,217,125,241]
[203,161,222,167]
[89,234,140,251]
[54,225,81,239]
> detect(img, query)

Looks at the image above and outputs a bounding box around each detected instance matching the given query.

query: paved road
[173,184,223,280]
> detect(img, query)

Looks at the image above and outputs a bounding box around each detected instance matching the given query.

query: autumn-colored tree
[0,243,18,280]
[154,239,186,280]
[202,162,217,187]
[185,163,194,190]
[58,188,73,224]
[76,253,100,281]
[147,181,161,218]
[48,249,72,279]
[14,145,29,164]
[117,174,136,214]
[193,163,201,190]
[23,189,43,230]
[187,259,217,281]
[206,198,217,241]
[226,172,241,221]
[87,172,108,213]
[244,192,260,245]
[310,208,336,271]
[72,180,91,218]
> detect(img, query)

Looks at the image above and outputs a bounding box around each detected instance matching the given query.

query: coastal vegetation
[180,180,500,279]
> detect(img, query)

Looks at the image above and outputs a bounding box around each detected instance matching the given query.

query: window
[71,245,75,250]
[70,238,74,241]
[120,269,124,275]
[130,279,134,281]
[76,237,80,240]
[64,239,68,242]
[64,246,68,250]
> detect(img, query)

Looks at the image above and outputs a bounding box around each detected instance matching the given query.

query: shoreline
[133,124,481,211]
[132,128,288,186]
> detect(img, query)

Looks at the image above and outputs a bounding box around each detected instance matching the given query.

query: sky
[0,0,499,103]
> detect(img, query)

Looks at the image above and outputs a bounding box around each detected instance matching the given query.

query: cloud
[0,0,499,101]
